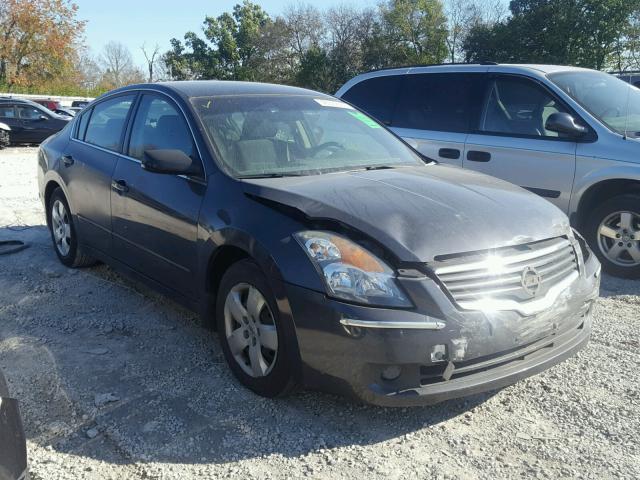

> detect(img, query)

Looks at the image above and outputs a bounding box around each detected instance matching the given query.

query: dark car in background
[0,369,28,480]
[37,81,599,406]
[0,98,70,144]
[71,100,90,109]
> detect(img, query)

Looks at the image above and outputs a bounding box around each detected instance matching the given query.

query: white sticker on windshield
[314,98,354,109]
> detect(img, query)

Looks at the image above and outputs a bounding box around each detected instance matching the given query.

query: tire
[47,188,96,268]
[216,259,299,397]
[584,194,640,279]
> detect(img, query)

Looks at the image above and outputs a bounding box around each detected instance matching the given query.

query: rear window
[341,75,402,125]
[84,95,135,151]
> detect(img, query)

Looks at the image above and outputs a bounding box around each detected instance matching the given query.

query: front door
[463,75,577,213]
[110,93,205,299]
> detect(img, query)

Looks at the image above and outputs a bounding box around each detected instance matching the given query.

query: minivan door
[390,73,485,167]
[463,75,577,213]
[110,93,205,300]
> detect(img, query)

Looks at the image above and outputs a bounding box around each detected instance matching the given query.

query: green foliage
[464,0,640,69]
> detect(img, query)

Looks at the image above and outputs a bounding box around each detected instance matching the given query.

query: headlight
[294,231,412,307]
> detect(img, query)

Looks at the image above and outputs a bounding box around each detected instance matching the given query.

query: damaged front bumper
[287,251,600,407]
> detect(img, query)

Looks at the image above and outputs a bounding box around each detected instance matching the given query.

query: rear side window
[76,110,91,140]
[128,95,197,162]
[394,73,482,133]
[0,105,15,118]
[84,95,135,151]
[341,75,402,124]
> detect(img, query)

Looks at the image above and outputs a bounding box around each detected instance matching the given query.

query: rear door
[463,74,578,213]
[390,73,485,167]
[110,93,205,299]
[64,93,137,253]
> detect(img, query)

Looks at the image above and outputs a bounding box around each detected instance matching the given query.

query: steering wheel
[309,142,345,157]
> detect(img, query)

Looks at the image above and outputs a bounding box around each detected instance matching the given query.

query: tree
[0,0,85,89]
[381,0,448,65]
[141,43,161,83]
[98,41,144,88]
[463,0,640,69]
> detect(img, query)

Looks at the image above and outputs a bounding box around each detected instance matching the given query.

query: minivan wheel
[216,259,299,397]
[47,188,96,268]
[585,194,640,278]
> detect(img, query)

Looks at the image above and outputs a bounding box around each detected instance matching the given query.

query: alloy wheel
[597,211,640,267]
[223,283,278,378]
[51,199,71,256]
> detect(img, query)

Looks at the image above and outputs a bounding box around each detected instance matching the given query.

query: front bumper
[286,253,600,407]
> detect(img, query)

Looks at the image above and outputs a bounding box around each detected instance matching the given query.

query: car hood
[241,165,571,263]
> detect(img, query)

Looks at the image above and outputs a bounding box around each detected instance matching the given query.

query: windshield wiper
[364,165,397,171]
[237,172,307,179]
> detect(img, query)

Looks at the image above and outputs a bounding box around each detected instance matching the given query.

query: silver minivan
[337,64,640,278]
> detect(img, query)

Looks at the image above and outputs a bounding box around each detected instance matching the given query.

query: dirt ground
[0,146,638,480]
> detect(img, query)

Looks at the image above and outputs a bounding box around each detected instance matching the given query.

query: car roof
[109,80,332,100]
[0,97,44,107]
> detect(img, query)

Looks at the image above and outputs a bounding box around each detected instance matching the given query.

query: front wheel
[216,259,299,397]
[584,194,640,278]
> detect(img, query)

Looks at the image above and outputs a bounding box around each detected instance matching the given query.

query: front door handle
[467,150,491,162]
[111,179,129,194]
[438,148,461,160]
[62,154,74,167]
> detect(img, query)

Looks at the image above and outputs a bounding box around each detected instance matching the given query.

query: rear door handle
[467,150,491,162]
[62,154,74,167]
[111,179,129,194]
[438,148,461,160]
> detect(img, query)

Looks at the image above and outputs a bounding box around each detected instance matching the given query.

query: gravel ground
[0,146,638,480]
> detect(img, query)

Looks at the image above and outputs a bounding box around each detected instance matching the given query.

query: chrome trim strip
[340,318,446,330]
[435,238,568,275]
[457,270,579,316]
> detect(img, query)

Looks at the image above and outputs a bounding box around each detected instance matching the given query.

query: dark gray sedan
[37,81,600,406]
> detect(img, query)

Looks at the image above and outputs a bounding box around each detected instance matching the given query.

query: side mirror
[545,112,587,137]
[142,149,201,176]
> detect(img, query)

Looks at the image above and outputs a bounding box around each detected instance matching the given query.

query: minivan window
[341,75,402,124]
[393,73,481,133]
[84,95,135,151]
[128,95,196,161]
[481,77,570,138]
[191,95,423,177]
[550,71,640,138]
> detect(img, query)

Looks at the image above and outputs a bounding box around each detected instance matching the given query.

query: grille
[434,237,578,305]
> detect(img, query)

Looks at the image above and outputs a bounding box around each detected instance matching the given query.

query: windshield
[191,95,424,177]
[549,71,640,138]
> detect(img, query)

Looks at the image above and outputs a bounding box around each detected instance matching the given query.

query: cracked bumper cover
[286,253,600,407]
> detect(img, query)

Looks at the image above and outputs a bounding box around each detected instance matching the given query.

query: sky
[75,0,379,68]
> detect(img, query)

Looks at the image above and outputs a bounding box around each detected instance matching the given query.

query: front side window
[191,95,424,178]
[84,95,135,151]
[393,73,482,133]
[480,77,571,138]
[128,95,196,161]
[0,106,15,118]
[550,71,640,138]
[341,75,402,125]
[17,105,45,120]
